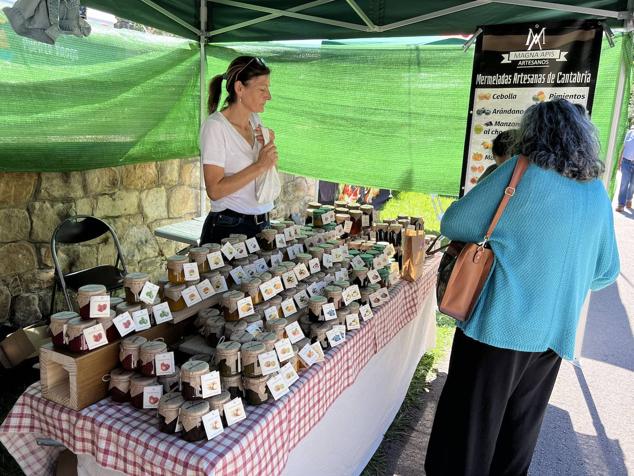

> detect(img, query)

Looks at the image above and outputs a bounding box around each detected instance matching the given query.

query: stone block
[120,225,159,264]
[84,168,119,195]
[149,219,181,258]
[122,163,158,190]
[0,172,37,206]
[159,159,180,186]
[140,188,168,222]
[75,197,94,216]
[94,191,140,217]
[36,288,53,318]
[181,160,201,188]
[0,209,31,242]
[39,172,84,199]
[20,269,55,292]
[0,274,22,296]
[168,186,199,218]
[29,201,76,243]
[12,293,42,327]
[0,242,38,276]
[138,257,165,282]
[0,284,10,323]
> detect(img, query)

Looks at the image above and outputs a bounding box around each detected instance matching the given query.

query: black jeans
[425,328,562,476]
[199,211,268,245]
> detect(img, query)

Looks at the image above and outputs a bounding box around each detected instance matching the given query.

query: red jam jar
[96,310,118,343]
[76,284,107,320]
[158,392,185,434]
[49,311,78,349]
[119,335,147,370]
[130,375,158,409]
[139,340,168,377]
[66,318,98,353]
[124,272,149,304]
[108,368,134,403]
[180,360,210,401]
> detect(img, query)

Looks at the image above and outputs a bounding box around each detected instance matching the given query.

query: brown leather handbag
[427,156,529,321]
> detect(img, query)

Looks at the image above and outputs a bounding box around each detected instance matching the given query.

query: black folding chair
[50,215,128,313]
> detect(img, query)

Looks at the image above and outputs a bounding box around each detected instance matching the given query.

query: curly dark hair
[517,99,604,181]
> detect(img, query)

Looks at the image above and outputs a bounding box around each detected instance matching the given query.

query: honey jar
[77,284,107,320]
[215,341,241,376]
[123,272,149,304]
[221,290,245,321]
[241,277,263,305]
[49,311,78,348]
[119,335,147,370]
[166,255,188,285]
[96,310,118,343]
[221,374,244,399]
[349,210,363,236]
[180,400,210,442]
[108,368,134,403]
[266,318,287,340]
[243,375,270,405]
[139,340,168,376]
[189,247,210,274]
[241,341,266,378]
[325,286,343,309]
[130,375,158,409]
[310,323,331,349]
[181,360,210,401]
[308,295,327,322]
[66,318,97,353]
[163,283,187,312]
[158,392,185,434]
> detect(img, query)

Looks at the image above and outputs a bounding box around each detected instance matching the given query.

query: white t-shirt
[200,111,274,215]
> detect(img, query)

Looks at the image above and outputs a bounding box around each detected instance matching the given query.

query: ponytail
[208,74,224,114]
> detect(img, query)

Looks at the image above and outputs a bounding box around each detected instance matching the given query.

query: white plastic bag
[255,126,281,204]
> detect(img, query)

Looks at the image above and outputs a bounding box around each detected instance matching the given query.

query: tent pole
[199,0,208,218]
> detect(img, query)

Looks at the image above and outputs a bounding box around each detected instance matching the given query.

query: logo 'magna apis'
[526,25,546,50]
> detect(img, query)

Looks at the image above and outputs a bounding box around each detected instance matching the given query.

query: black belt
[217,209,268,225]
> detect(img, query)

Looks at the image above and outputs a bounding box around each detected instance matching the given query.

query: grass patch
[361,313,456,476]
[379,192,456,235]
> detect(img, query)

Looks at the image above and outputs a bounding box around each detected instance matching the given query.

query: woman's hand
[255,125,275,146]
[257,142,278,171]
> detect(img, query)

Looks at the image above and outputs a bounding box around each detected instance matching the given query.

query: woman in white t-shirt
[199,56,278,244]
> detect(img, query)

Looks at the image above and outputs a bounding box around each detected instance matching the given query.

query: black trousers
[425,328,562,476]
[199,211,268,245]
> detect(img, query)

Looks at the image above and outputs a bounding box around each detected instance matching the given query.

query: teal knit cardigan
[441,156,620,360]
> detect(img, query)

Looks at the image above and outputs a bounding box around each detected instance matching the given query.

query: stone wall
[0,160,316,328]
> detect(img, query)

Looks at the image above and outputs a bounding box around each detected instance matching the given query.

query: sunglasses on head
[234,57,267,80]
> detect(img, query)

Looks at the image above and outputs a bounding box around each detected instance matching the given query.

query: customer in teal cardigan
[425,99,619,476]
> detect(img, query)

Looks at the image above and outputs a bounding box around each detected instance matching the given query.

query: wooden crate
[40,319,193,411]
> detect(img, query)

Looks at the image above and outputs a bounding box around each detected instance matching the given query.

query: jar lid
[109,297,124,308]
[360,204,374,212]
[115,302,142,315]
[131,375,158,386]
[167,255,188,263]
[164,283,186,300]
[221,236,240,245]
[159,392,185,410]
[241,277,262,289]
[349,210,363,217]
[121,335,148,349]
[259,272,272,282]
[257,332,277,344]
[180,400,210,417]
[260,228,278,239]
[110,368,134,381]
[315,323,331,333]
[181,360,210,376]
[318,243,334,250]
[335,213,351,221]
[296,253,312,260]
[267,318,287,329]
[230,233,248,241]
[207,390,231,407]
[140,340,167,354]
[189,247,208,256]
[334,280,350,288]
[269,296,283,306]
[203,243,222,251]
[230,331,253,343]
[308,201,322,208]
[198,307,220,319]
[309,295,328,304]
[77,284,106,294]
[67,317,97,330]
[50,311,78,321]
[125,272,149,282]
[241,341,265,354]
[245,314,262,325]
[325,285,342,295]
[221,373,242,383]
[216,341,241,352]
[271,266,286,276]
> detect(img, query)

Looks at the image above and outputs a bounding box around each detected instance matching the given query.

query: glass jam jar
[130,375,158,409]
[96,310,118,343]
[308,246,324,262]
[166,255,188,285]
[49,311,78,349]
[163,283,187,313]
[215,341,241,377]
[181,360,210,401]
[241,341,266,378]
[189,247,210,274]
[256,331,277,352]
[109,297,124,310]
[241,277,263,305]
[206,390,231,427]
[119,336,147,370]
[180,400,210,442]
[115,301,142,316]
[351,267,369,288]
[195,307,221,329]
[310,323,331,349]
[221,374,244,400]
[108,368,134,403]
[77,284,107,320]
[258,228,278,251]
[202,316,225,347]
[123,272,149,304]
[308,295,327,323]
[230,330,254,344]
[244,375,270,405]
[139,340,168,376]
[325,286,343,309]
[299,314,312,336]
[360,204,374,227]
[222,290,245,321]
[265,318,287,340]
[224,320,247,340]
[348,210,363,236]
[158,392,185,434]
[66,318,97,353]
[159,366,181,393]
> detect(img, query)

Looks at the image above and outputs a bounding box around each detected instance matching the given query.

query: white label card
[260,280,277,301]
[343,221,353,233]
[153,302,173,324]
[89,295,110,318]
[360,304,374,321]
[258,350,280,376]
[274,338,295,362]
[335,224,344,237]
[346,313,361,330]
[244,264,258,279]
[224,398,247,426]
[267,373,290,400]
[323,253,333,268]
[293,264,310,281]
[282,271,298,289]
[294,244,304,255]
[270,252,283,267]
[293,290,310,309]
[246,321,264,337]
[182,285,203,307]
[362,215,370,227]
[113,312,135,337]
[237,296,255,318]
[321,211,335,225]
[351,256,365,269]
[207,251,224,270]
[245,237,260,253]
[155,351,175,376]
[322,302,337,321]
[254,258,268,273]
[281,362,299,386]
[369,290,383,308]
[287,246,297,260]
[211,275,229,294]
[221,242,236,260]
[202,410,224,440]
[298,343,318,367]
[306,282,319,297]
[283,227,294,242]
[326,326,346,347]
[143,385,163,409]
[233,242,248,259]
[264,306,279,321]
[196,279,215,300]
[311,342,325,362]
[308,258,321,274]
[367,269,381,284]
[140,282,160,305]
[275,234,287,248]
[281,298,298,317]
[373,257,383,270]
[132,309,151,331]
[201,371,222,398]
[182,262,200,281]
[331,248,343,263]
[342,285,360,306]
[229,266,246,286]
[285,321,305,344]
[84,323,108,350]
[270,276,284,295]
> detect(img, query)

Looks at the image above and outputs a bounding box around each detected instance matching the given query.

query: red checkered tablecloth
[0,258,438,476]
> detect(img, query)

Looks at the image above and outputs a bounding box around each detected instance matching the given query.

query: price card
[344,220,353,233]
[267,373,290,400]
[280,362,299,386]
[298,343,318,367]
[342,285,361,306]
[275,234,287,248]
[360,304,374,321]
[229,266,246,286]
[311,342,325,362]
[389,270,400,286]
[196,279,215,300]
[113,312,135,337]
[233,242,248,259]
[293,263,310,281]
[362,215,370,227]
[207,251,224,270]
[143,385,163,409]
[182,285,203,307]
[254,258,268,273]
[270,252,283,267]
[246,320,264,338]
[202,410,224,440]
[182,262,200,281]
[245,237,260,253]
[282,271,298,289]
[132,309,151,331]
[367,269,381,284]
[140,282,160,305]
[285,321,305,343]
[346,313,361,330]
[260,279,277,301]
[322,302,337,321]
[274,338,295,362]
[221,242,236,260]
[331,247,343,263]
[243,264,258,279]
[315,281,328,295]
[334,224,344,237]
[306,282,319,297]
[326,326,346,347]
[287,246,297,260]
[280,298,297,317]
[308,258,321,274]
[264,306,279,321]
[224,398,247,426]
[201,371,222,398]
[294,243,304,255]
[351,256,365,269]
[84,323,108,350]
[155,351,175,376]
[373,256,383,270]
[341,244,349,257]
[258,350,280,376]
[270,276,284,295]
[369,290,383,308]
[293,290,310,309]
[377,287,390,303]
[89,295,110,318]
[237,296,255,318]
[322,253,333,268]
[211,275,228,294]
[153,302,174,324]
[321,211,335,225]
[283,227,294,242]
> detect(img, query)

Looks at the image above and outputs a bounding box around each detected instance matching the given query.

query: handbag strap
[484,155,529,241]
